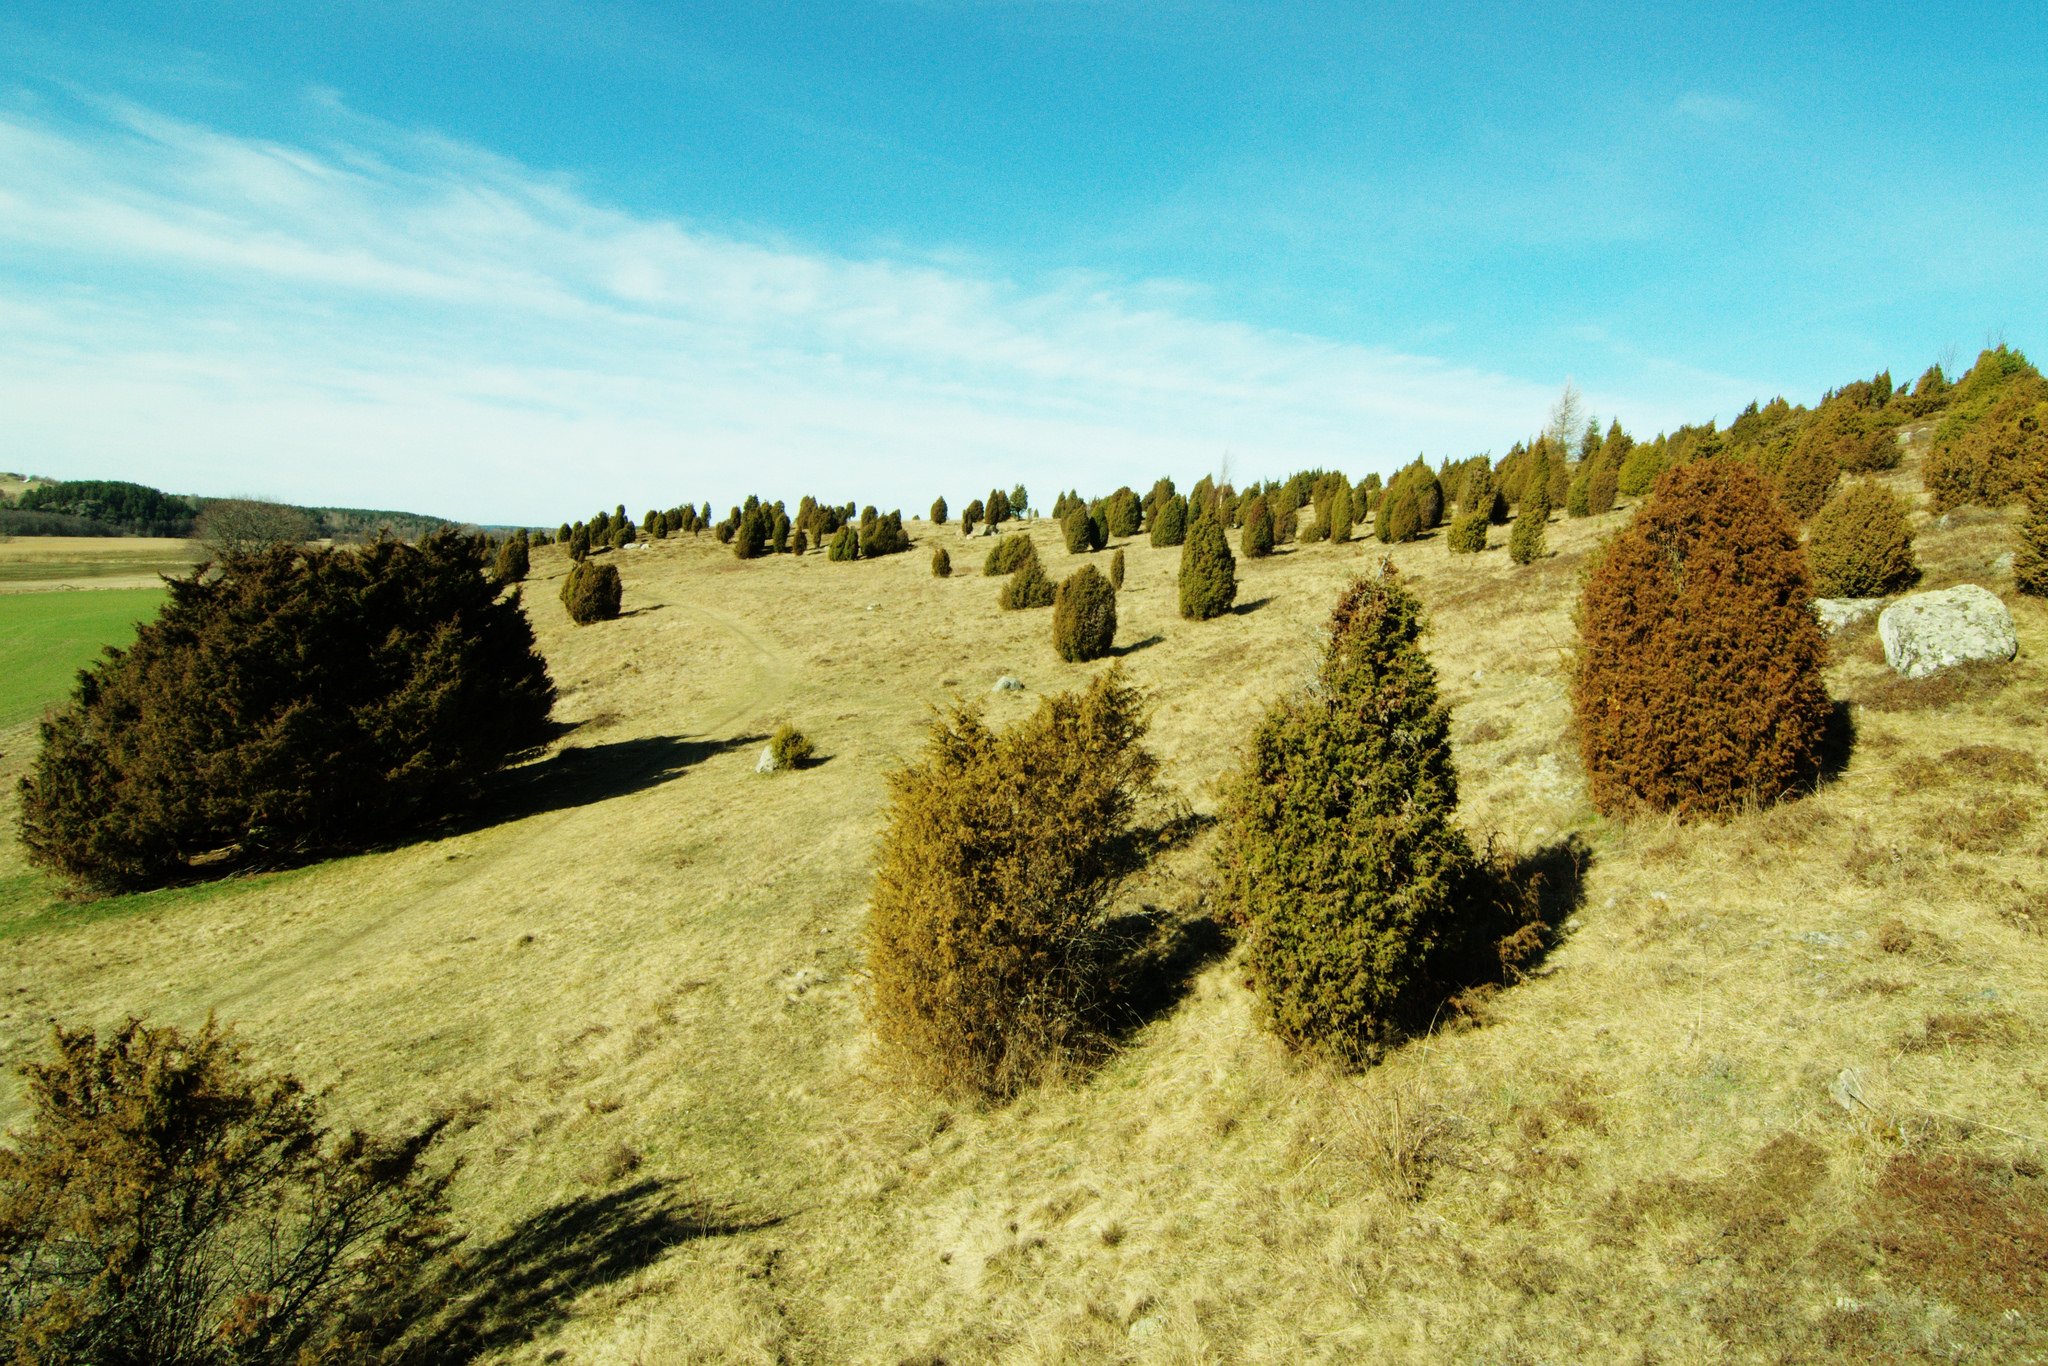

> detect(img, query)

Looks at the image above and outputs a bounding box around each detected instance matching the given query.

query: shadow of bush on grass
[396,1178,779,1364]
[1439,832,1593,1014]
[468,733,766,828]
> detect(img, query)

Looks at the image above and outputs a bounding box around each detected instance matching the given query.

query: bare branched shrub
[0,1018,455,1365]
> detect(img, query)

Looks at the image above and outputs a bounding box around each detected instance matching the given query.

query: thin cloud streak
[0,92,1664,521]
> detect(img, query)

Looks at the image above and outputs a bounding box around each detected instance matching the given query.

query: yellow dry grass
[0,535,207,591]
[2,455,2045,1362]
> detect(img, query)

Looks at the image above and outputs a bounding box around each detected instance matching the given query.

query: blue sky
[1,2,2043,523]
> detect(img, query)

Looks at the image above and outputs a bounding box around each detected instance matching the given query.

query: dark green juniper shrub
[998,551,1055,610]
[1062,508,1097,554]
[0,1017,456,1365]
[1807,481,1919,598]
[864,668,1158,1097]
[1507,506,1546,564]
[983,532,1035,577]
[20,532,557,891]
[1376,487,1421,544]
[562,558,623,623]
[1109,547,1125,590]
[859,511,911,557]
[931,545,951,578]
[493,532,529,583]
[1178,516,1237,620]
[1052,564,1118,661]
[1217,564,1490,1068]
[1241,497,1275,558]
[1149,495,1187,548]
[828,525,860,561]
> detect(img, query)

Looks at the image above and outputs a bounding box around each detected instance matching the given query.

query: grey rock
[1830,1068,1869,1115]
[1877,584,2017,679]
[1812,597,1884,635]
[991,675,1025,693]
[754,745,783,774]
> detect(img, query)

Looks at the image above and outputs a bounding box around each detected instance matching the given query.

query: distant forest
[0,476,456,543]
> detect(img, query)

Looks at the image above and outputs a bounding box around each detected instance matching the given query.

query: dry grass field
[2,449,2045,1362]
[0,534,206,591]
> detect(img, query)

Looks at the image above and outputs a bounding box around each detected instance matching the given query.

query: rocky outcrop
[1877,585,2017,679]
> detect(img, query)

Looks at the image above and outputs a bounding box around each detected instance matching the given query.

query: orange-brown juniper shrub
[1573,459,1832,818]
[1807,481,1920,598]
[864,668,1159,1098]
[2017,451,2048,597]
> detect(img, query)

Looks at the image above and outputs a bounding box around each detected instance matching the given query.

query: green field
[0,587,164,729]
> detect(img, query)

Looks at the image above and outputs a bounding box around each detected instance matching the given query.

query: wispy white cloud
[1672,91,1755,126]
[0,91,1648,521]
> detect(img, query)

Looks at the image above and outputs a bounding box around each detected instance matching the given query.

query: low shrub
[1446,511,1487,554]
[1109,547,1125,590]
[1149,495,1187,547]
[828,525,860,561]
[1062,507,1097,554]
[493,533,529,583]
[2018,454,2048,597]
[1808,482,1919,598]
[769,723,815,770]
[983,532,1035,576]
[1507,505,1545,564]
[1376,487,1421,543]
[931,545,951,578]
[1053,564,1117,661]
[999,552,1055,609]
[864,668,1158,1097]
[1778,439,1841,521]
[562,558,623,622]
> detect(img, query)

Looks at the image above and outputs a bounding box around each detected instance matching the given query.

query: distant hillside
[301,505,464,543]
[0,475,458,543]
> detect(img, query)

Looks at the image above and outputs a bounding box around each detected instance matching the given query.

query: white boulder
[1877,584,2017,679]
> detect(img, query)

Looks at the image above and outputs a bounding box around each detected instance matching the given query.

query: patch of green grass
[0,867,312,945]
[0,588,164,728]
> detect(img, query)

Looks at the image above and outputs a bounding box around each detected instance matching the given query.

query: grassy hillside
[1,448,2043,1361]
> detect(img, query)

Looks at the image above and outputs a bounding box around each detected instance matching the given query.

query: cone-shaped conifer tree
[1178,516,1237,620]
[1218,563,1479,1068]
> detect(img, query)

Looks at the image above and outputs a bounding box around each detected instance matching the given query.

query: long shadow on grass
[398,1179,778,1364]
[469,733,764,828]
[1818,699,1856,785]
